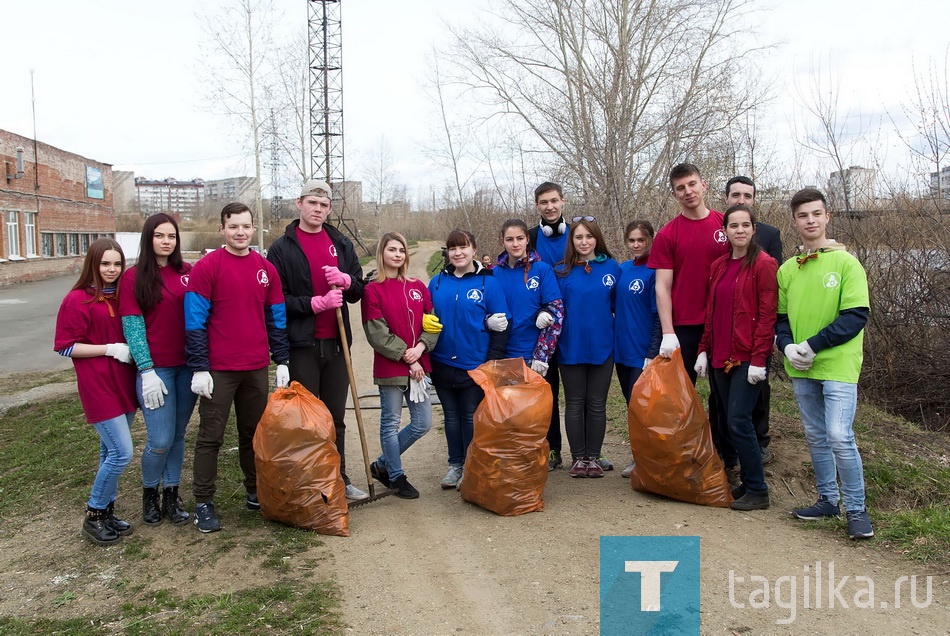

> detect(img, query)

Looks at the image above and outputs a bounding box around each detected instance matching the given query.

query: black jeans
[193,367,269,503]
[676,324,730,464]
[712,363,767,493]
[560,358,613,460]
[290,340,353,484]
[751,355,772,449]
[615,363,644,406]
[545,351,562,453]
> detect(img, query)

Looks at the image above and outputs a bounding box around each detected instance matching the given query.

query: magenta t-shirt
[711,258,742,368]
[648,210,729,326]
[54,288,138,423]
[361,277,433,379]
[119,263,192,368]
[188,249,284,371]
[296,226,339,339]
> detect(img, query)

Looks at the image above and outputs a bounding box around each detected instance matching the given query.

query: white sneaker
[440,466,463,490]
[345,484,369,501]
[621,460,636,478]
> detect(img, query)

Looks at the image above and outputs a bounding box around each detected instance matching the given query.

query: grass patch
[0,397,97,517]
[0,367,75,396]
[0,581,340,635]
[426,248,445,277]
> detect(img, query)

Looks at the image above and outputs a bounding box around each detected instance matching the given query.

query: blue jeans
[712,364,766,494]
[138,366,197,488]
[376,384,432,480]
[792,378,866,511]
[89,412,135,509]
[433,383,483,467]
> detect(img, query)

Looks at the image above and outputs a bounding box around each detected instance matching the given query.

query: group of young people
[56,166,873,546]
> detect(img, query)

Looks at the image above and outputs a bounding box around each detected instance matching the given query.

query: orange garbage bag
[253,381,349,536]
[627,350,732,507]
[459,358,551,516]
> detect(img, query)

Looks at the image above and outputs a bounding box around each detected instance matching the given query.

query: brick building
[0,129,116,286]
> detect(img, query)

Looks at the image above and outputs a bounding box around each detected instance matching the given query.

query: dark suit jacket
[754,222,783,264]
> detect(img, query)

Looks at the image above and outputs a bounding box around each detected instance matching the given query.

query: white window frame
[6,211,21,259]
[23,212,37,257]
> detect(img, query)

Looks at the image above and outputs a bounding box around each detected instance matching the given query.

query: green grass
[426,248,444,277]
[0,393,337,633]
[0,581,340,635]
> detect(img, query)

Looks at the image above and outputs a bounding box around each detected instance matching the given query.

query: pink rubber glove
[323,265,351,290]
[311,289,343,313]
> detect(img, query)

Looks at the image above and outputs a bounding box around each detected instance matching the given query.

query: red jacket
[699,250,778,367]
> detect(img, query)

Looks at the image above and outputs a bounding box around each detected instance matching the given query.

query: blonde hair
[375,231,410,282]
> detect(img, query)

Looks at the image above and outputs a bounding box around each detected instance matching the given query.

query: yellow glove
[422,313,443,334]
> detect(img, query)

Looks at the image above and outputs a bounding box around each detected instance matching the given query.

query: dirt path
[325,241,948,634]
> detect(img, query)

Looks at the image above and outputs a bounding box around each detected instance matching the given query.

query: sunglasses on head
[572,216,596,223]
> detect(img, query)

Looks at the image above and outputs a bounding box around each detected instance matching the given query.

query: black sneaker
[391,474,419,499]
[548,450,562,472]
[846,510,874,540]
[731,491,770,511]
[370,461,391,488]
[245,493,260,511]
[194,502,221,533]
[731,484,746,500]
[792,496,840,520]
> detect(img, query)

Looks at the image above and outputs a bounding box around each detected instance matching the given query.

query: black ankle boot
[82,506,120,546]
[105,501,134,536]
[142,487,163,525]
[162,486,190,525]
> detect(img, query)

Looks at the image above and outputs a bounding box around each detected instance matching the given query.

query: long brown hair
[135,213,185,313]
[723,204,762,268]
[72,238,125,293]
[557,218,612,276]
[375,231,410,282]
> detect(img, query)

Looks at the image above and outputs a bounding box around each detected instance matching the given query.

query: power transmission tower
[268,107,283,233]
[307,0,369,254]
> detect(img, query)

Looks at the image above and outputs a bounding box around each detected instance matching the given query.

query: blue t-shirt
[556,258,620,365]
[492,257,561,360]
[428,269,510,370]
[534,228,569,268]
[614,259,658,367]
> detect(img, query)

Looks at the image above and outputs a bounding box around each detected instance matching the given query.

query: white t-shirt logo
[823,272,841,289]
[257,269,270,286]
[329,245,338,258]
[466,289,483,302]
[180,274,190,287]
[629,278,644,294]
[714,229,728,244]
[409,289,423,302]
[526,276,540,291]
[603,274,616,288]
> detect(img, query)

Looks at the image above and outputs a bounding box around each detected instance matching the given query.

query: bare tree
[441,0,770,229]
[271,29,311,187]
[361,136,400,236]
[198,0,277,231]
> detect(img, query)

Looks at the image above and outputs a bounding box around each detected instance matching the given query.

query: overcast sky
[2,0,947,200]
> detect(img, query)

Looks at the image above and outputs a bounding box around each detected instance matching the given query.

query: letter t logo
[625,561,679,611]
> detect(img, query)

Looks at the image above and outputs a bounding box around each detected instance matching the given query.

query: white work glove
[409,376,431,403]
[140,369,168,410]
[694,351,708,378]
[275,364,290,388]
[659,333,680,358]
[783,343,814,371]
[486,313,508,332]
[191,371,214,399]
[643,358,653,369]
[105,343,131,364]
[799,340,816,359]
[529,359,549,377]
[535,311,554,329]
[747,365,767,385]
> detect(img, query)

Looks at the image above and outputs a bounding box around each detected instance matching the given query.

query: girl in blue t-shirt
[428,229,509,490]
[491,219,564,376]
[614,220,661,477]
[555,218,620,479]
